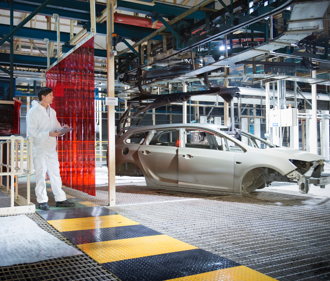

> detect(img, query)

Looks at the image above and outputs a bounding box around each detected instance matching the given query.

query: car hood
[261,147,324,162]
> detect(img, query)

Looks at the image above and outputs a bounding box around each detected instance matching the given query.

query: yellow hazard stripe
[77,234,198,263]
[166,265,278,281]
[48,214,138,232]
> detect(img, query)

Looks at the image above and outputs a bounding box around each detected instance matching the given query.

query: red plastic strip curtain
[0,101,21,136]
[46,38,95,196]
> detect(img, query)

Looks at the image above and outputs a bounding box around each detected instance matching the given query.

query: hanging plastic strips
[46,38,95,196]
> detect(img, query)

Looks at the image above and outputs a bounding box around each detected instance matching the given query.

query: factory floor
[0,167,330,281]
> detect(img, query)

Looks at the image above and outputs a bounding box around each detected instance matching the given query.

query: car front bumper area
[309,173,330,189]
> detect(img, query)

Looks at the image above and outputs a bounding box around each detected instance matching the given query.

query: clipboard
[58,127,73,136]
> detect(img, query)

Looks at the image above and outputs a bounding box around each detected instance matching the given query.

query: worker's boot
[38,202,50,210]
[56,200,75,207]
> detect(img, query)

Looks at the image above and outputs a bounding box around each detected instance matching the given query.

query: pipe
[43,38,50,68]
[52,14,60,58]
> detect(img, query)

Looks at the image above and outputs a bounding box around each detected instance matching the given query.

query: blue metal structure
[0,24,71,43]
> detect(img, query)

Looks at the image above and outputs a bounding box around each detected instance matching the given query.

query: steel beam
[0,53,56,68]
[122,39,139,57]
[0,0,105,22]
[0,21,161,47]
[157,16,180,43]
[0,65,10,75]
[1,0,205,22]
[116,0,205,20]
[117,0,215,56]
[217,0,231,14]
[93,22,163,41]
[0,24,71,43]
[0,0,54,48]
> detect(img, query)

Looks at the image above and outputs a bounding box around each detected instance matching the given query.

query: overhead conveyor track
[118,0,330,99]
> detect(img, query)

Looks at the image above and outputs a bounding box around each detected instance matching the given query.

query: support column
[310,70,318,154]
[52,14,61,58]
[306,112,311,152]
[302,120,305,151]
[265,82,270,141]
[44,39,50,68]
[223,67,229,126]
[182,83,187,124]
[254,118,261,146]
[273,80,281,146]
[196,101,199,122]
[290,108,299,150]
[70,20,74,40]
[10,0,14,100]
[107,0,116,206]
[241,118,248,144]
[320,110,329,160]
[99,99,103,167]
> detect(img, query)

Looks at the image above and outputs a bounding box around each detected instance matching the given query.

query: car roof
[123,123,229,133]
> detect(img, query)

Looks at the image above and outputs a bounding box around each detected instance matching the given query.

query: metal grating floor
[0,213,121,281]
[4,169,330,280]
[0,190,10,208]
[107,187,330,281]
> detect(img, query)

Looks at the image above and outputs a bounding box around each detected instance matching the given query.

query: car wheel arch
[239,166,284,194]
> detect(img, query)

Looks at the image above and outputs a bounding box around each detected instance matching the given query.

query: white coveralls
[26,101,66,204]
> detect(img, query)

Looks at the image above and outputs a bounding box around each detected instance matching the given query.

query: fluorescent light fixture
[249,8,254,14]
[264,1,268,6]
[219,45,230,51]
[291,43,297,47]
[286,6,291,10]
[249,1,253,8]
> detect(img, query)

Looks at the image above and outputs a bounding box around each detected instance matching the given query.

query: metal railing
[0,136,35,214]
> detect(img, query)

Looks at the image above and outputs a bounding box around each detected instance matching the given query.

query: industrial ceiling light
[219,45,230,51]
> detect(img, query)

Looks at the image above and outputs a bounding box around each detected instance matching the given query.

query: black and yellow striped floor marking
[38,206,277,281]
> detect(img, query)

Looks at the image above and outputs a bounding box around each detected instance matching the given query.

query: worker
[26,87,75,210]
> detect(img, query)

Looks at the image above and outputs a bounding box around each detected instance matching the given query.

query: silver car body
[115,123,329,195]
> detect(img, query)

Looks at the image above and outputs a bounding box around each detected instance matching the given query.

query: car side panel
[137,145,178,187]
[178,147,234,192]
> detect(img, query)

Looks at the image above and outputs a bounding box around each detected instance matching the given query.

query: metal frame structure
[0,136,35,215]
[0,0,329,205]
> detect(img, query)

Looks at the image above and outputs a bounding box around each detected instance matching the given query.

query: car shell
[115,123,328,195]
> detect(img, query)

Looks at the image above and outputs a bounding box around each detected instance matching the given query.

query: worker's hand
[49,131,61,137]
[63,124,69,128]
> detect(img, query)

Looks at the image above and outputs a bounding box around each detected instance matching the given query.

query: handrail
[0,136,35,214]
